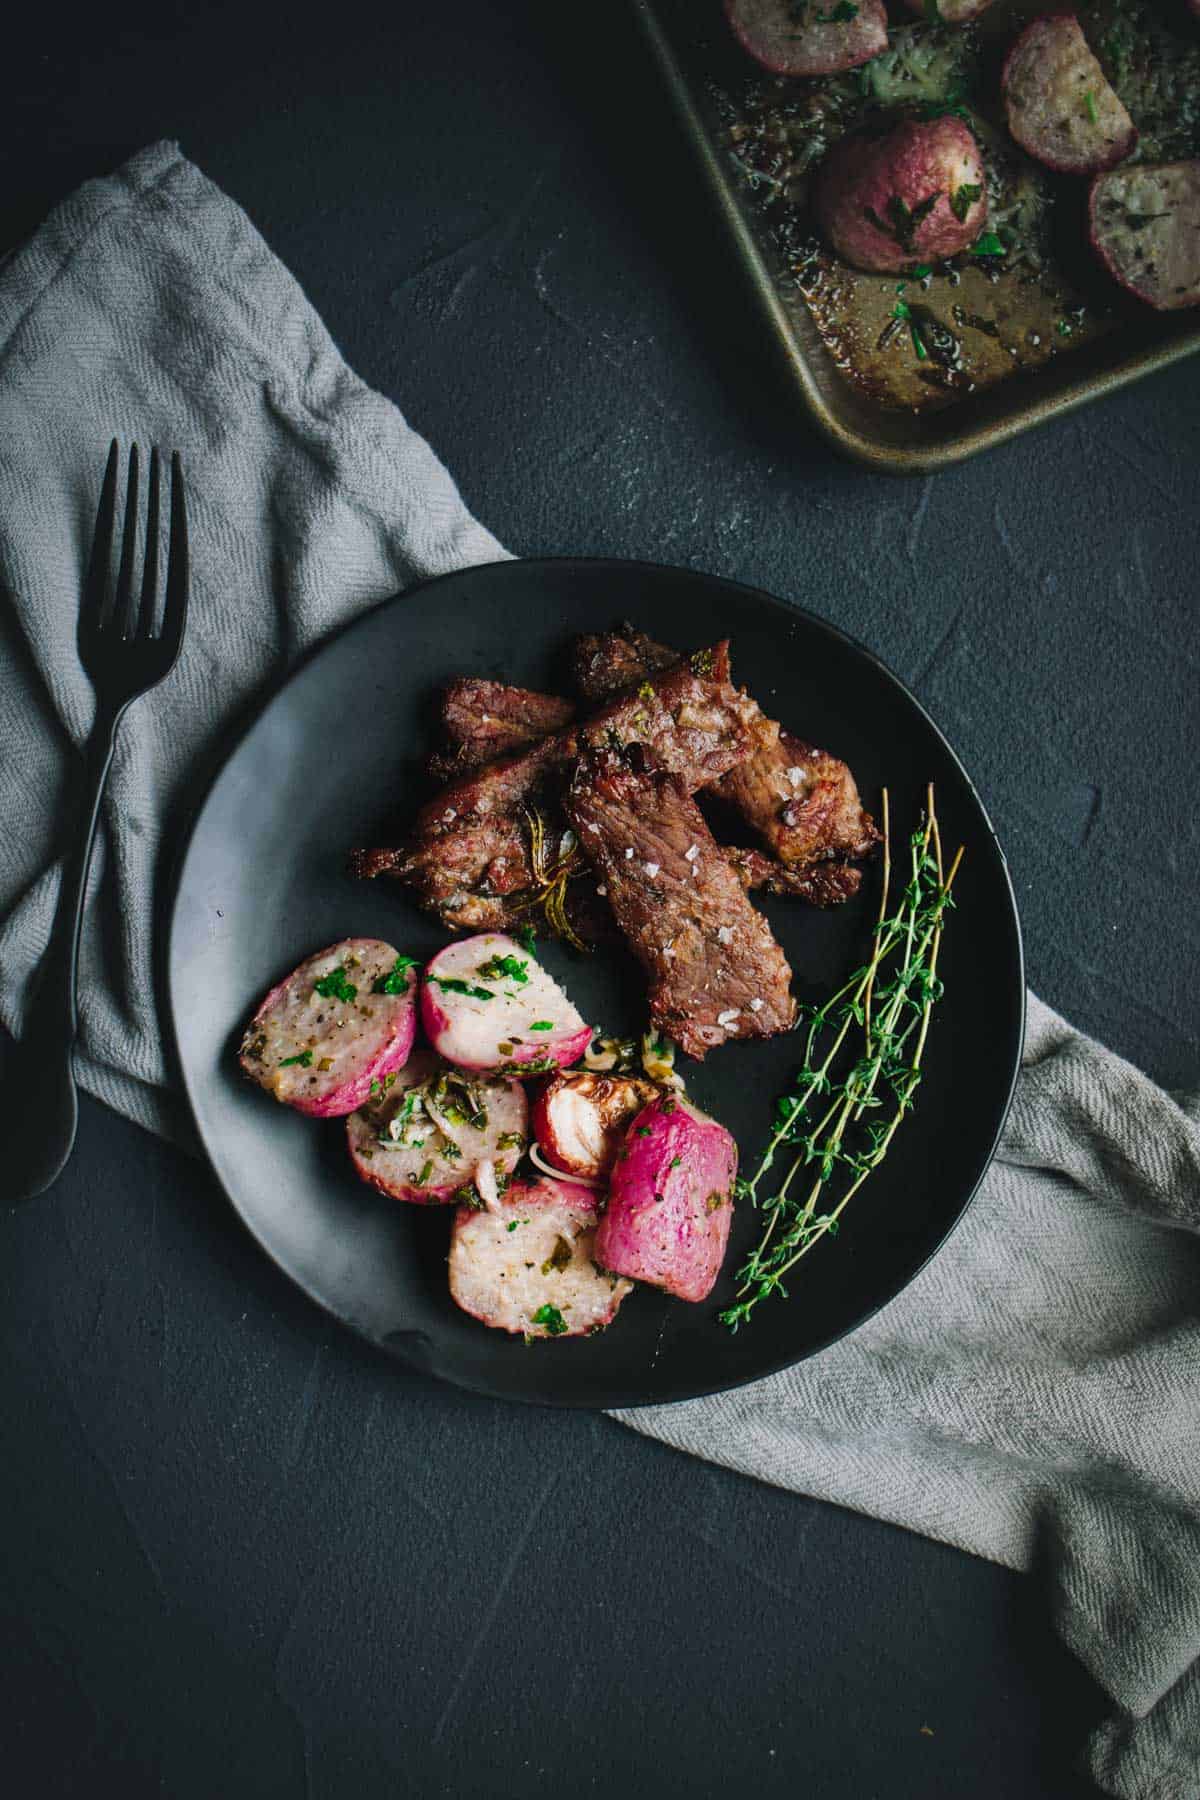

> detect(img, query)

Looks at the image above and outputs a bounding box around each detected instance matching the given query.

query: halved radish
[346,1049,528,1205]
[239,939,417,1118]
[1089,161,1200,310]
[593,1095,738,1304]
[532,1071,660,1181]
[449,1175,633,1338]
[1002,15,1136,176]
[420,933,592,1076]
[814,117,988,274]
[725,0,888,77]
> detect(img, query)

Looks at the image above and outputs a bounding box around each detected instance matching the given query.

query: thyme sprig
[720,786,962,1332]
[509,806,590,953]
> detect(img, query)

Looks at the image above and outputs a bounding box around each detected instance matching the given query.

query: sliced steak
[567,750,796,1059]
[725,846,864,907]
[718,716,878,866]
[572,622,680,702]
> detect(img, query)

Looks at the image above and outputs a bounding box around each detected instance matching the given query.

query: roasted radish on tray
[813,117,989,275]
[1003,15,1137,177]
[725,0,888,78]
[1089,161,1200,310]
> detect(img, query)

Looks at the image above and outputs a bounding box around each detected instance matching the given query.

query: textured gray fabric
[617,995,1200,1800]
[0,140,506,1139]
[1,142,1198,1800]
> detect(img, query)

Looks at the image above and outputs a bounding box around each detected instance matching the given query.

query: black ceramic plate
[169,558,1023,1409]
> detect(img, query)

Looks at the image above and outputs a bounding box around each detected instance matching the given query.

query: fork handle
[8,699,123,1201]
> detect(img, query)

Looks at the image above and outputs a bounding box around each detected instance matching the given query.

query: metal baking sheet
[633,0,1200,472]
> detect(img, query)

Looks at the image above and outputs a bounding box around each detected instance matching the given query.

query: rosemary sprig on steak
[720,786,962,1330]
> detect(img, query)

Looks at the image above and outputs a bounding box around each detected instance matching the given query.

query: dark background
[3,2,1197,1795]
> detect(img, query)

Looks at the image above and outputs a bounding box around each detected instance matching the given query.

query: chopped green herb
[814,0,857,19]
[429,977,494,1001]
[912,327,928,361]
[636,1126,653,1138]
[372,954,418,995]
[442,1143,462,1162]
[506,1218,530,1233]
[541,1236,573,1276]
[496,1132,525,1151]
[477,954,529,985]
[279,1049,313,1068]
[911,264,933,281]
[517,925,537,955]
[866,192,939,254]
[1056,318,1073,338]
[705,1192,727,1214]
[949,183,982,225]
[412,1159,433,1188]
[531,1303,568,1336]
[529,1021,554,1032]
[669,1156,683,1169]
[313,966,357,1003]
[971,232,1005,259]
[1084,90,1098,125]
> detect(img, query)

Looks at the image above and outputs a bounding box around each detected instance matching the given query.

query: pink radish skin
[814,117,989,274]
[449,1176,634,1338]
[593,1096,738,1305]
[420,933,592,1077]
[1002,15,1137,176]
[725,0,888,77]
[239,938,417,1118]
[346,1050,527,1205]
[532,1070,661,1180]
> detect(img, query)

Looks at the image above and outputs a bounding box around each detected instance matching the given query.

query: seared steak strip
[717,715,878,867]
[572,622,679,703]
[566,749,796,1059]
[429,679,576,779]
[724,846,864,907]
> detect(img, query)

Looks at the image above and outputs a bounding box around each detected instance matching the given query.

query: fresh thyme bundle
[720,787,962,1331]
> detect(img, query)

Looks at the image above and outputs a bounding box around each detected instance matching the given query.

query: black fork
[8,441,190,1203]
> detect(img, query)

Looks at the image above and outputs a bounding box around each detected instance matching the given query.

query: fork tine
[135,447,162,639]
[159,451,190,656]
[113,442,140,636]
[82,439,120,635]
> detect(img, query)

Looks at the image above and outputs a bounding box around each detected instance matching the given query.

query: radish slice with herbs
[346,1050,527,1205]
[1002,15,1137,176]
[239,938,417,1118]
[725,0,889,77]
[449,1175,634,1338]
[420,933,592,1076]
[1089,161,1200,310]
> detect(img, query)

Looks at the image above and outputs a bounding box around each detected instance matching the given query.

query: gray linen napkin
[1,143,1198,1800]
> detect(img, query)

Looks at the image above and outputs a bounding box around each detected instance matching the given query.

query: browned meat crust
[566,750,796,1058]
[572,622,679,702]
[724,846,864,907]
[441,678,575,755]
[718,717,879,867]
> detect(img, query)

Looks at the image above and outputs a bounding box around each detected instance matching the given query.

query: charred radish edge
[420,933,592,1076]
[532,1069,662,1181]
[528,1143,604,1188]
[592,1096,739,1305]
[345,1049,527,1205]
[725,0,889,79]
[449,1176,634,1339]
[1001,15,1137,177]
[238,939,418,1118]
[1088,161,1200,311]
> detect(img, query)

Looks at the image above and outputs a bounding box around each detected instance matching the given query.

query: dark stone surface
[2,1,1197,1795]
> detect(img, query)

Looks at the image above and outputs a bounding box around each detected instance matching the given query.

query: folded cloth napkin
[1,143,1197,1800]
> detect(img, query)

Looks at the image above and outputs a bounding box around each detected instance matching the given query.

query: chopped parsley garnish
[529,1021,553,1032]
[1084,90,1098,125]
[911,264,933,281]
[506,1218,530,1232]
[892,297,928,360]
[971,232,1005,259]
[949,183,982,225]
[669,1156,683,1169]
[1056,318,1073,338]
[412,1160,433,1188]
[279,1049,313,1068]
[496,1132,525,1150]
[531,1303,567,1336]
[313,966,357,1003]
[636,1126,653,1138]
[429,977,494,1001]
[517,925,537,955]
[865,192,939,254]
[373,954,418,995]
[477,954,529,985]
